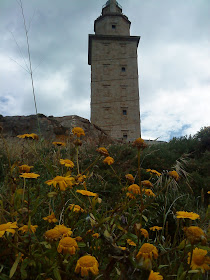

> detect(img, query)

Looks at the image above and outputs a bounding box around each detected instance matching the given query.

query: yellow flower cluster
[45,225,72,241]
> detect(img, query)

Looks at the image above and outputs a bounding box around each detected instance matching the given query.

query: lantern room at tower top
[88,0,141,141]
[94,0,130,37]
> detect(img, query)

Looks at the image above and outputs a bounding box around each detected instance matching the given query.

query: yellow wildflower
[19,224,38,234]
[0,222,18,237]
[127,239,136,246]
[125,174,135,183]
[17,133,38,140]
[142,180,153,188]
[19,173,40,179]
[96,147,109,156]
[92,233,99,239]
[76,190,97,197]
[142,188,156,197]
[52,141,66,147]
[132,137,147,149]
[72,127,85,137]
[140,228,149,239]
[45,176,74,191]
[57,237,78,255]
[188,248,210,273]
[136,243,158,261]
[150,226,162,231]
[146,169,161,177]
[54,225,72,237]
[18,165,33,173]
[128,184,140,195]
[44,228,61,241]
[75,236,83,242]
[176,211,200,220]
[118,246,127,250]
[75,255,99,277]
[60,159,74,168]
[76,174,86,183]
[168,170,179,181]
[126,192,136,199]
[148,270,163,280]
[43,212,58,223]
[103,156,114,165]
[184,226,207,245]
[69,204,84,213]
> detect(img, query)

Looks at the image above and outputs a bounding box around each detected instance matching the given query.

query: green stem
[82,155,101,176]
[137,148,144,224]
[76,146,80,174]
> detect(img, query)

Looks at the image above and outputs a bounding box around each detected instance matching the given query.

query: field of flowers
[0,127,209,280]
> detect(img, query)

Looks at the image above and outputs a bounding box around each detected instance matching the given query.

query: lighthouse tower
[88,0,141,141]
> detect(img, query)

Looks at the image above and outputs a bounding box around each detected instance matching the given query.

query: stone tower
[88,0,141,141]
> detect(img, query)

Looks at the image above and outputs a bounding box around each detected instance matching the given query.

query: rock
[0,114,112,143]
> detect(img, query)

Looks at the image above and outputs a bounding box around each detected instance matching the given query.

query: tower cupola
[94,0,130,36]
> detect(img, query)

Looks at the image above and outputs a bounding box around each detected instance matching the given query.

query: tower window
[123,109,127,115]
[112,24,116,29]
[123,133,128,140]
[121,67,126,72]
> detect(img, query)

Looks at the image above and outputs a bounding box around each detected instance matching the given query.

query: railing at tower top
[102,0,122,10]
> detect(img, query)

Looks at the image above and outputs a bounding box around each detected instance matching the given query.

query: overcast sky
[0,0,209,141]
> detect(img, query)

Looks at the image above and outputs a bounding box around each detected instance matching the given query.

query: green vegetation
[0,126,209,279]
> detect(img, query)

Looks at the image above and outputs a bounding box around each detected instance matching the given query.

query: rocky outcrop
[0,114,112,143]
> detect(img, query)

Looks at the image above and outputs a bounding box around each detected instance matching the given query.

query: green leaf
[158,264,169,269]
[178,239,187,250]
[142,215,148,222]
[40,241,51,249]
[9,253,21,278]
[53,267,62,280]
[188,270,200,273]
[78,242,86,248]
[47,192,58,198]
[20,260,28,280]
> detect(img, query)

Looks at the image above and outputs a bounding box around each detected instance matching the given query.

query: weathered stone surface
[88,0,140,142]
[0,114,111,142]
